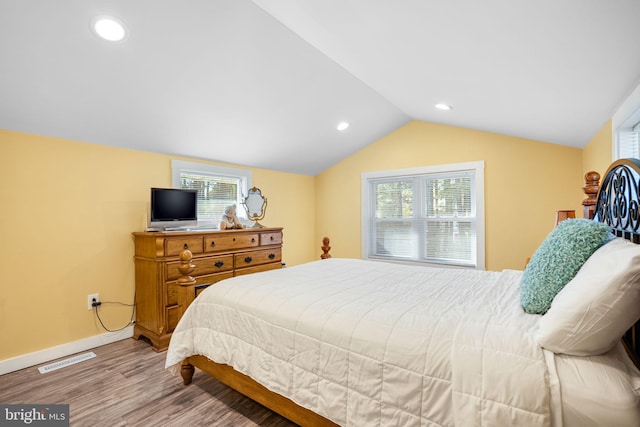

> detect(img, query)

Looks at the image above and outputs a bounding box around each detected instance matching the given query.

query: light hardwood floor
[0,338,298,427]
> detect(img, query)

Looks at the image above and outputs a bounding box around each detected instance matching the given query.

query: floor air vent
[38,352,96,374]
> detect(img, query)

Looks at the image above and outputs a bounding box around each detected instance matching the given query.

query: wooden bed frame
[175,236,338,426]
[176,159,640,426]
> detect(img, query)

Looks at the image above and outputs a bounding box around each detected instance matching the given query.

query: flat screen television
[149,188,198,230]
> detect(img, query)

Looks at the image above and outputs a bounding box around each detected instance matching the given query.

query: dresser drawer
[166,271,234,306]
[166,254,234,280]
[260,231,282,246]
[204,233,259,252]
[165,237,203,256]
[235,247,282,269]
[166,305,181,333]
[193,271,235,297]
[234,262,282,276]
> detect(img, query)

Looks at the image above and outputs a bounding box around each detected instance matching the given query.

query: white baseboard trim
[0,326,134,376]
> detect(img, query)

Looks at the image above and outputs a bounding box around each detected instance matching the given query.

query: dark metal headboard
[593,158,640,366]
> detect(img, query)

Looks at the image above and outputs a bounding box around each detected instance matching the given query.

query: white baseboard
[0,326,134,376]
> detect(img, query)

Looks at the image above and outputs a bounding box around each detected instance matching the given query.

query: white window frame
[171,160,252,224]
[614,83,640,160]
[361,161,485,269]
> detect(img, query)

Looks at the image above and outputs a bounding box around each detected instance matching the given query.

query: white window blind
[171,160,251,222]
[362,162,485,269]
[614,84,640,161]
[617,121,640,159]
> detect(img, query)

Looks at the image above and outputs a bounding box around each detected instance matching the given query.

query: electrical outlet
[88,293,100,310]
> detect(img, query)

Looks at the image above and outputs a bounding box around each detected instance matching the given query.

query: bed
[165,158,640,426]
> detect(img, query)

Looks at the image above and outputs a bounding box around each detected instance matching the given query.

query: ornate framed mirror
[243,187,267,228]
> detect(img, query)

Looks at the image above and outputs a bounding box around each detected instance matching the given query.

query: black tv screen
[150,188,198,226]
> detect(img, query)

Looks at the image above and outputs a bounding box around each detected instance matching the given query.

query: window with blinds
[179,173,242,220]
[171,160,251,222]
[362,162,484,269]
[617,121,640,159]
[614,91,640,160]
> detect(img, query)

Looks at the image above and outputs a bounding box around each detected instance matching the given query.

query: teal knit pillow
[520,218,611,314]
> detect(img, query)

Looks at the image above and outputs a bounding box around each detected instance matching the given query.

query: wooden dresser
[132,227,283,351]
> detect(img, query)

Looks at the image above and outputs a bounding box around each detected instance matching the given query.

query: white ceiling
[1,1,640,176]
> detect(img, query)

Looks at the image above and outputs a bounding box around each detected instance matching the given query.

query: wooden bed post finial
[321,236,331,259]
[177,249,196,284]
[582,171,600,219]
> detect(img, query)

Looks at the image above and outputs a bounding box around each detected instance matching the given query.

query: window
[614,83,640,160]
[616,119,640,159]
[171,160,251,223]
[361,161,485,269]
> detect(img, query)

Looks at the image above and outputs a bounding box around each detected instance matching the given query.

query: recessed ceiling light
[92,17,127,42]
[435,103,453,111]
[337,122,350,131]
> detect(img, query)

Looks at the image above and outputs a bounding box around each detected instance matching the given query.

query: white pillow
[535,237,640,356]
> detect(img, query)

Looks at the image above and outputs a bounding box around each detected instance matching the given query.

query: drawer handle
[270,236,274,241]
[268,253,275,259]
[233,238,236,242]
[251,238,255,242]
[214,261,224,268]
[183,243,189,249]
[244,256,252,263]
[210,241,215,247]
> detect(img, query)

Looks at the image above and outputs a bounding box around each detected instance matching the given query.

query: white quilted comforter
[165,258,550,426]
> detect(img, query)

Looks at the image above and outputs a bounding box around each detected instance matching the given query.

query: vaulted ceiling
[2,1,640,175]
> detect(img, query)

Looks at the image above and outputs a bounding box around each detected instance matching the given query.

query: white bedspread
[166,258,550,426]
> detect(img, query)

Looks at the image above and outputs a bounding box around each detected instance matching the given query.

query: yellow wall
[0,118,615,364]
[315,121,584,271]
[0,129,315,360]
[583,120,613,180]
